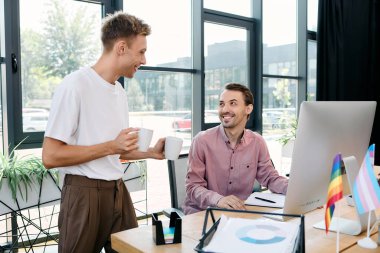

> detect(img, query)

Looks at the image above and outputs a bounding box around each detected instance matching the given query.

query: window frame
[2,0,315,150]
[199,8,259,133]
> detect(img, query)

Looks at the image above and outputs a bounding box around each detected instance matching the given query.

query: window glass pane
[204,0,253,17]
[263,0,297,76]
[307,40,317,101]
[19,0,102,132]
[125,71,192,148]
[124,71,192,213]
[204,22,247,123]
[308,0,318,32]
[123,0,191,215]
[123,0,191,68]
[262,77,297,176]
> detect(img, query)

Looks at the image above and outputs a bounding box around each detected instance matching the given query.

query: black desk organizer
[152,212,182,245]
[194,207,305,253]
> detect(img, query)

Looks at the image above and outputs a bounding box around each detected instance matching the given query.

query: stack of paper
[163,227,175,244]
[202,215,299,253]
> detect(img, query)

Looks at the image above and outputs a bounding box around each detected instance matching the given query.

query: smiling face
[118,34,147,78]
[218,89,253,130]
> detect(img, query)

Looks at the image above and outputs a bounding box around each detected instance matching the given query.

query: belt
[64,174,122,189]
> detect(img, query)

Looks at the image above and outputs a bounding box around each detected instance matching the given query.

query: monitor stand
[313,216,362,235]
[312,156,376,235]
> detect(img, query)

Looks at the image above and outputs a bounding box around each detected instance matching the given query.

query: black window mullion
[4,0,21,151]
[139,66,196,74]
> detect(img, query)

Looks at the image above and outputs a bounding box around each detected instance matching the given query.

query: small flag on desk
[325,154,343,233]
[352,144,380,215]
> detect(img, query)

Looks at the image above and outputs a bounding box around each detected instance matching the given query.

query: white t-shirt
[45,67,129,180]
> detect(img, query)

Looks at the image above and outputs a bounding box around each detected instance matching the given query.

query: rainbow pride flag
[325,154,343,233]
[352,144,380,215]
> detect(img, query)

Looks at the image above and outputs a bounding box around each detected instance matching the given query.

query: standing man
[42,12,164,253]
[183,83,288,214]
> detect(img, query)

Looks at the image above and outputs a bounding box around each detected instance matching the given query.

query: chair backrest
[167,154,189,210]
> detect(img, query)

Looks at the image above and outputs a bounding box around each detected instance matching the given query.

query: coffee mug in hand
[165,136,183,160]
[138,128,153,152]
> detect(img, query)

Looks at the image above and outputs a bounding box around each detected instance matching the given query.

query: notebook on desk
[245,192,285,208]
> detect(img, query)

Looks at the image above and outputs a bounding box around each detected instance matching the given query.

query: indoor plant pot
[0,146,61,216]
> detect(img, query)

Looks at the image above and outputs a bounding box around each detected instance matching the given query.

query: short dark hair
[224,83,254,106]
[101,11,151,51]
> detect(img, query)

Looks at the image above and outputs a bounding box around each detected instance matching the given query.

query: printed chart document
[245,192,285,208]
[202,216,299,253]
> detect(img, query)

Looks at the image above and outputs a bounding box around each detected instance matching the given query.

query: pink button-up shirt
[183,125,288,214]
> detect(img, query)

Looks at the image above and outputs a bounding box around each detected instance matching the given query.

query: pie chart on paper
[235,224,287,244]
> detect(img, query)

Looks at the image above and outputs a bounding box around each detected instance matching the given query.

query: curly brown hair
[101,11,151,52]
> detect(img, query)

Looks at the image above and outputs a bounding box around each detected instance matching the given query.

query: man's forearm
[42,138,115,169]
[120,148,156,160]
[188,184,224,209]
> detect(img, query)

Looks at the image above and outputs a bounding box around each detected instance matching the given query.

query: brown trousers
[58,174,138,253]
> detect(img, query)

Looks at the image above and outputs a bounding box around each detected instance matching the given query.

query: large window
[122,0,193,212]
[263,0,296,76]
[204,23,248,123]
[204,0,253,18]
[20,0,101,128]
[125,71,192,150]
[256,0,317,176]
[5,0,103,147]
[201,7,257,131]
[3,0,316,148]
[308,0,318,32]
[123,0,191,68]
[307,40,317,101]
[307,0,318,101]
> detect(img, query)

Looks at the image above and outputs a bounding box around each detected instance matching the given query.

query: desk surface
[112,204,379,253]
[112,225,198,253]
[112,167,380,252]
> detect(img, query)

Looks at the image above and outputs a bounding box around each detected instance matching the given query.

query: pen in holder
[152,212,182,245]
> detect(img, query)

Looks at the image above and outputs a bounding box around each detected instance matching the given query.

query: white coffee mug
[138,128,153,152]
[165,136,183,160]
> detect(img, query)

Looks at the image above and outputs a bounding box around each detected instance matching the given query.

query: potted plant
[0,144,61,216]
[277,118,297,158]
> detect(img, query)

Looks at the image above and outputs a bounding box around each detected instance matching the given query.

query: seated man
[183,83,288,214]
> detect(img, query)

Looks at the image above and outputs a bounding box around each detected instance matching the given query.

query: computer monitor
[282,101,376,218]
